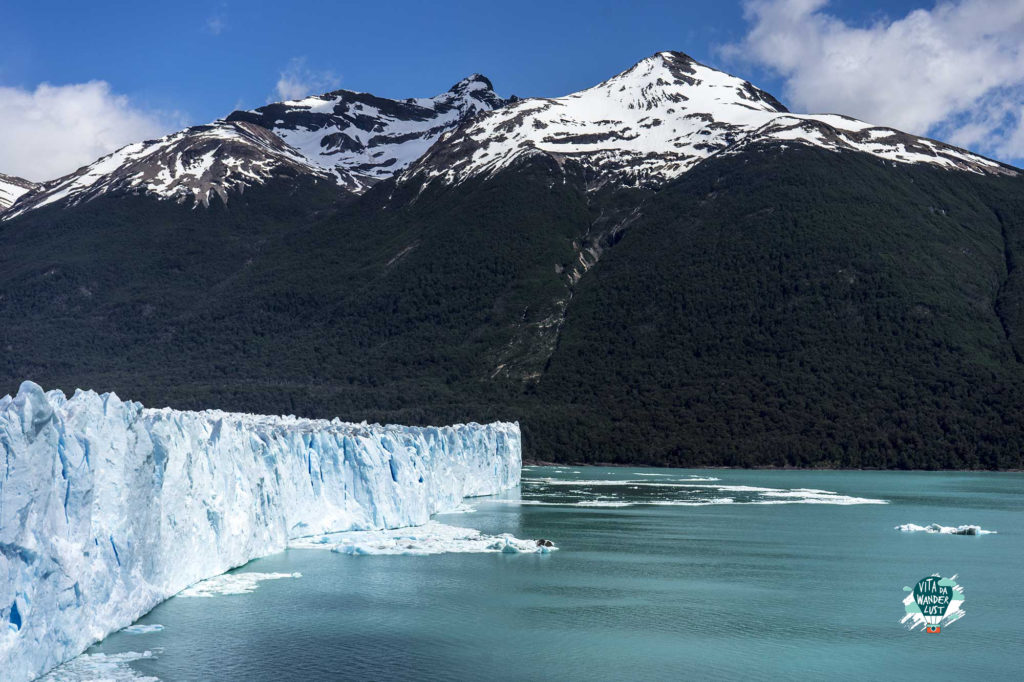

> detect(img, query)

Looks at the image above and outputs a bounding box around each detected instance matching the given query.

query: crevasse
[0,381,520,681]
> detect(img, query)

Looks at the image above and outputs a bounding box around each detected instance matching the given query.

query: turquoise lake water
[49,468,1023,681]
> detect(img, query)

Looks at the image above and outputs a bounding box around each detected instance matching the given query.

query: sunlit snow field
[45,467,1023,681]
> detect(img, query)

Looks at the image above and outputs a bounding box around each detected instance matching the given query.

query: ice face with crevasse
[0,381,520,681]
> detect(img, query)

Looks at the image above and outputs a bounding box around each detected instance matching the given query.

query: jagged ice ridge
[0,381,520,681]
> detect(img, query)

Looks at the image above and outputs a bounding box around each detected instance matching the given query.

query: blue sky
[1,0,1021,180]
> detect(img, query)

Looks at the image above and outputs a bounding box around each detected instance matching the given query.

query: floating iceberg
[38,649,160,681]
[0,381,520,681]
[177,572,302,597]
[290,520,555,555]
[120,624,164,635]
[895,523,996,535]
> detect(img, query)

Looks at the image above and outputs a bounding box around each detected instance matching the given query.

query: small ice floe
[121,624,164,634]
[648,498,736,506]
[290,520,556,555]
[750,489,887,505]
[896,523,996,535]
[488,537,556,554]
[39,650,160,681]
[439,502,477,514]
[177,572,302,597]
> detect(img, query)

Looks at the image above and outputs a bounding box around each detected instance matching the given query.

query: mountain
[0,173,38,212]
[2,52,1023,469]
[405,52,1011,191]
[5,75,506,218]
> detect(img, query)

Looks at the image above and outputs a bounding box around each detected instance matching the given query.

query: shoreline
[521,459,1024,472]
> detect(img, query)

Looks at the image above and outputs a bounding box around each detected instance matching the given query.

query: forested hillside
[2,143,1023,468]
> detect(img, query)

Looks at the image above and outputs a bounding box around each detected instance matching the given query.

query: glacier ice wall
[0,381,520,681]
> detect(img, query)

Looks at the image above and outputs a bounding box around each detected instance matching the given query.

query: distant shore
[521,459,1022,472]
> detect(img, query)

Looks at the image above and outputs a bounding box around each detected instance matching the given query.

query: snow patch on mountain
[3,121,334,219]
[0,381,520,681]
[0,173,38,213]
[404,51,1012,190]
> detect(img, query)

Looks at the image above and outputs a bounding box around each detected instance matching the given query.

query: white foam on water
[121,625,164,635]
[520,478,886,505]
[523,478,635,485]
[525,477,723,487]
[177,572,302,598]
[896,523,996,535]
[647,498,736,506]
[39,650,160,681]
[753,490,888,505]
[746,496,886,505]
[289,520,556,555]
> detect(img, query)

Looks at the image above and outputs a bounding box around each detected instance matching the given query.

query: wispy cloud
[205,15,226,35]
[274,57,341,102]
[204,1,228,35]
[0,81,181,182]
[720,0,1024,163]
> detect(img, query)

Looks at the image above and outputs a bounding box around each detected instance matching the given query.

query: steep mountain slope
[6,76,506,218]
[405,52,1011,190]
[0,173,38,212]
[2,52,1023,469]
[534,144,1024,468]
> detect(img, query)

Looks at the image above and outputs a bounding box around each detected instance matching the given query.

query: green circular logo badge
[902,574,965,632]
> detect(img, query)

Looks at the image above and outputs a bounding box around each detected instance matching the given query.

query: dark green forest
[2,145,1023,468]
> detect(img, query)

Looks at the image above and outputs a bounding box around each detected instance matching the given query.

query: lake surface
[47,468,1023,681]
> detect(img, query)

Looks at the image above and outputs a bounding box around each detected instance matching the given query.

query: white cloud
[721,0,1024,162]
[274,58,341,102]
[0,81,180,182]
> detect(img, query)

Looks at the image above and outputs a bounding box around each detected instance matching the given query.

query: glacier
[0,381,520,681]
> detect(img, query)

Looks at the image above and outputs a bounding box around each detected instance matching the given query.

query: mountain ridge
[3,51,1016,220]
[3,74,508,218]
[403,51,1014,192]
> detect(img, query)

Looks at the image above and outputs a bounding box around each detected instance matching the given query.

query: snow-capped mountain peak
[403,51,1012,190]
[588,51,787,116]
[224,75,508,191]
